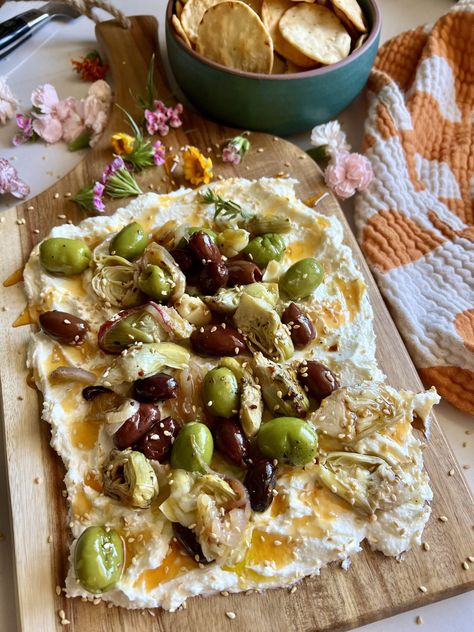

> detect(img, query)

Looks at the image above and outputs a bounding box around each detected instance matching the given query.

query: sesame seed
[422,542,430,551]
[468,556,474,562]
[462,561,469,570]
[289,585,297,594]
[54,193,60,199]
[27,205,34,211]
[220,590,229,596]
[226,611,236,620]
[415,615,423,625]
[418,585,427,593]
[34,477,42,484]
[448,469,455,476]
[55,585,61,596]
[60,620,70,626]
[439,515,448,523]
[58,609,66,619]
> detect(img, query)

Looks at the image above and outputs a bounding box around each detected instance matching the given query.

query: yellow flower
[111,133,135,156]
[182,146,213,186]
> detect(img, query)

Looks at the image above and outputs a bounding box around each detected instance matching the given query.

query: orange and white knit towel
[355,0,474,414]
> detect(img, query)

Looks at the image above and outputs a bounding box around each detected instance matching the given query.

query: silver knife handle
[0,9,51,58]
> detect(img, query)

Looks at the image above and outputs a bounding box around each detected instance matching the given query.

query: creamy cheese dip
[24,178,439,610]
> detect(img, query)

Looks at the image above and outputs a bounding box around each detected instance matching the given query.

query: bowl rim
[166,0,381,81]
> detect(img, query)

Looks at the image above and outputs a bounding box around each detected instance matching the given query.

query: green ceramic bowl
[166,0,381,136]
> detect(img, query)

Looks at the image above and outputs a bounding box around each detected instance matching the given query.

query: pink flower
[324,151,373,199]
[100,156,126,184]
[167,103,183,129]
[152,140,166,166]
[32,115,63,144]
[13,114,35,146]
[31,84,59,114]
[0,157,30,198]
[92,181,105,213]
[222,145,241,165]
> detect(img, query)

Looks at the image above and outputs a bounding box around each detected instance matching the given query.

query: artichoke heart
[308,382,439,444]
[240,214,292,235]
[234,293,294,361]
[219,357,263,437]
[103,448,158,509]
[252,352,309,418]
[141,242,186,302]
[315,452,403,515]
[100,342,190,385]
[91,264,142,308]
[160,470,250,565]
[204,283,279,315]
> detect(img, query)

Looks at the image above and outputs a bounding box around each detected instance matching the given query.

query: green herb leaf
[200,189,252,221]
[105,169,142,198]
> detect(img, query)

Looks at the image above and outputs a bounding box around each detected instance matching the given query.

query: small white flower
[310,120,350,158]
[0,76,18,125]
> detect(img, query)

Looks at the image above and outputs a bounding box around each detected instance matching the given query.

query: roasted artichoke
[103,448,158,509]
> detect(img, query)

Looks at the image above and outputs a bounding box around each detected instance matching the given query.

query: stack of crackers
[172,0,369,74]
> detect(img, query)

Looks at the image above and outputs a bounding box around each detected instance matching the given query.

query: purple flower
[152,140,166,166]
[100,155,126,184]
[12,114,35,146]
[0,157,30,198]
[92,181,105,212]
[167,103,183,129]
[222,145,241,165]
[222,135,250,165]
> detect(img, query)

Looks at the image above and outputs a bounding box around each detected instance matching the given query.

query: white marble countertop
[0,1,472,631]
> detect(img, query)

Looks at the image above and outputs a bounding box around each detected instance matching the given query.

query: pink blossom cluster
[144,100,183,136]
[13,80,112,147]
[0,157,30,198]
[324,151,373,199]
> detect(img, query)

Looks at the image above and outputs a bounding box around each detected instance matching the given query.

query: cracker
[279,4,351,65]
[181,0,225,44]
[261,0,317,68]
[175,0,184,18]
[272,52,288,73]
[331,0,367,32]
[243,0,263,14]
[197,1,274,73]
[353,32,368,50]
[172,14,192,49]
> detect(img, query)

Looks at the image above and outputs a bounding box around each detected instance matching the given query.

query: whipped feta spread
[24,178,439,610]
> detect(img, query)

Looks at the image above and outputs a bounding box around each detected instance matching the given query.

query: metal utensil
[0,2,81,59]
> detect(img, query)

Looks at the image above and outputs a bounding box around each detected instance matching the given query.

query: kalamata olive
[188,231,222,264]
[199,261,229,295]
[214,419,250,468]
[227,261,263,286]
[299,361,339,401]
[281,303,316,348]
[82,385,112,401]
[132,373,178,403]
[172,522,213,564]
[244,458,277,512]
[39,310,89,345]
[191,325,247,356]
[170,248,195,274]
[135,416,180,461]
[113,403,160,450]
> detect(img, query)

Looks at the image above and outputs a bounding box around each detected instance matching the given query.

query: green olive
[203,367,239,418]
[244,233,285,268]
[74,526,124,593]
[170,421,214,473]
[178,227,218,248]
[110,222,148,261]
[39,238,91,276]
[279,258,323,300]
[138,265,173,301]
[257,417,318,466]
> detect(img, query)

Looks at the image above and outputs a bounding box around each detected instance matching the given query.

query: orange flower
[71,52,109,82]
[182,146,213,186]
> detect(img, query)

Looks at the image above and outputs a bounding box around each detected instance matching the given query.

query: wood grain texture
[0,15,472,632]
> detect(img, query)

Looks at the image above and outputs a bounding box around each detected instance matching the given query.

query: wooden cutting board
[0,16,472,632]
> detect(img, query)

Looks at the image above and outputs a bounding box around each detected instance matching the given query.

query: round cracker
[331,0,366,32]
[197,1,274,74]
[261,0,317,68]
[172,14,192,49]
[279,4,351,65]
[181,0,225,44]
